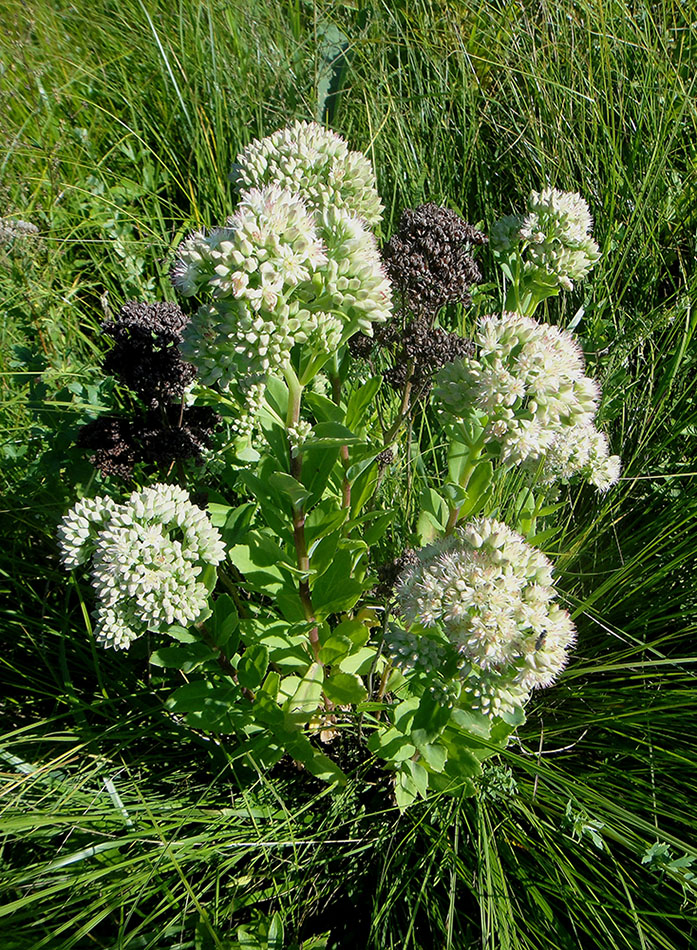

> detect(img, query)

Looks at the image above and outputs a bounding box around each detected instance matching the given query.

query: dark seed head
[382,203,487,316]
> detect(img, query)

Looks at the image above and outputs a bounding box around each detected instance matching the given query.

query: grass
[1,0,697,947]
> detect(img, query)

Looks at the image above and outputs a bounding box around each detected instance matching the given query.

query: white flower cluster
[58,484,225,650]
[317,207,392,336]
[287,419,313,455]
[434,311,620,488]
[384,625,451,675]
[396,517,576,717]
[539,424,622,491]
[57,496,119,568]
[174,125,392,434]
[0,217,39,246]
[172,187,327,305]
[459,664,531,719]
[491,187,600,292]
[233,120,384,225]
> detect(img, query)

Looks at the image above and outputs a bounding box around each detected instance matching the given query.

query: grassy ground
[1,0,697,947]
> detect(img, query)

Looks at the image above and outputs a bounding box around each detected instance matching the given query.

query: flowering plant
[59,122,619,807]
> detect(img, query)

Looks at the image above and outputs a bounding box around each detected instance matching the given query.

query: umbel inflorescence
[172,122,392,438]
[393,518,576,717]
[58,484,225,650]
[435,311,621,490]
[232,119,384,225]
[491,186,600,295]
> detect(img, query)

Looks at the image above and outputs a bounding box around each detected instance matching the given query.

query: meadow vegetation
[1,0,697,947]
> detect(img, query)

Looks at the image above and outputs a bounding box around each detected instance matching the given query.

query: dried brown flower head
[382,203,487,315]
[101,301,196,408]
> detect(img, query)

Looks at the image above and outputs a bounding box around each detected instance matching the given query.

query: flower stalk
[282,362,320,658]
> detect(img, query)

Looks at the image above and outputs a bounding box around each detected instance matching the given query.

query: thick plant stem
[282,362,320,659]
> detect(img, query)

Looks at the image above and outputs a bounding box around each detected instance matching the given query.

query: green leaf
[362,509,395,545]
[393,696,421,730]
[349,461,379,515]
[166,625,198,644]
[300,421,362,448]
[285,662,324,715]
[222,502,257,545]
[450,707,492,739]
[311,548,365,619]
[263,373,289,420]
[317,633,352,665]
[417,510,439,545]
[198,564,218,594]
[167,680,221,713]
[527,525,561,546]
[299,443,341,507]
[229,531,294,595]
[305,500,348,548]
[331,619,370,648]
[337,646,375,675]
[447,439,472,484]
[268,472,311,509]
[367,726,415,762]
[412,692,452,747]
[406,759,429,798]
[345,449,380,484]
[304,390,345,423]
[166,681,251,734]
[324,671,367,705]
[267,912,284,950]
[345,376,381,432]
[150,642,214,672]
[418,487,448,531]
[238,644,269,690]
[316,21,350,123]
[442,481,468,508]
[495,704,526,729]
[207,502,233,528]
[442,727,484,779]
[237,467,293,541]
[459,460,494,518]
[258,413,290,471]
[418,741,447,773]
[186,702,250,735]
[306,531,341,578]
[212,594,239,650]
[260,671,280,698]
[394,767,419,810]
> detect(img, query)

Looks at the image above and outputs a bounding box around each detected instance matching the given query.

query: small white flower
[287,419,313,455]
